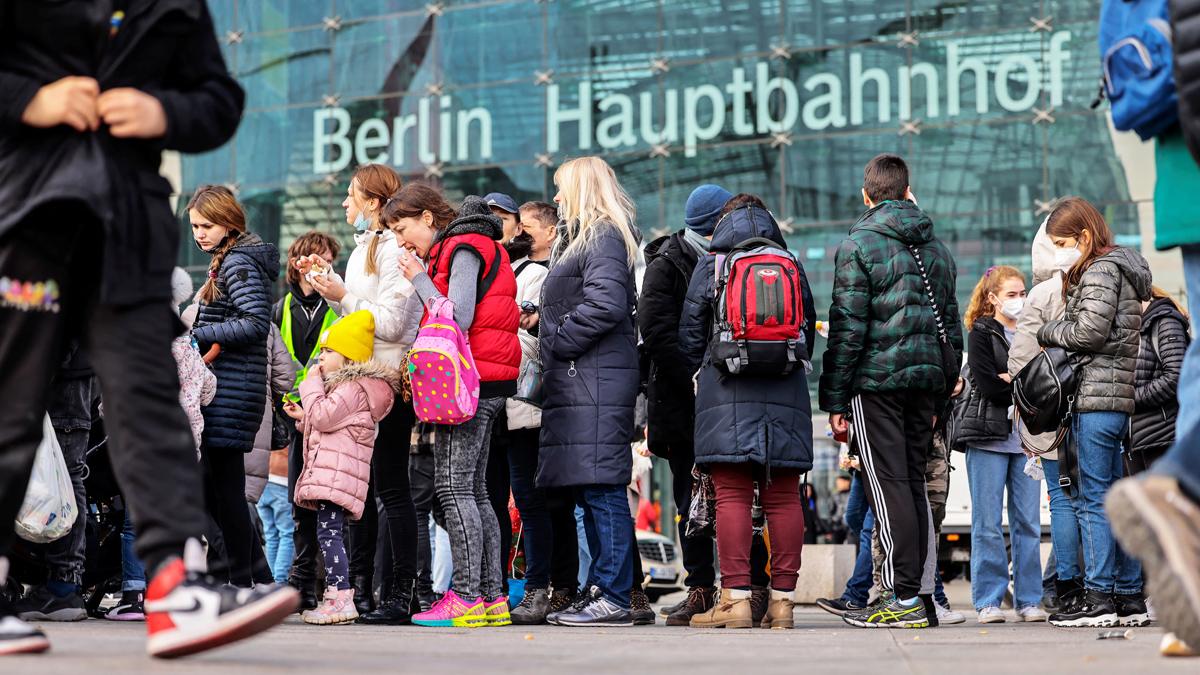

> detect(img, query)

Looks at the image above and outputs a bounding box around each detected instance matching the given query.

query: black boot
[357,578,415,625]
[1054,577,1085,614]
[289,578,318,613]
[352,575,375,615]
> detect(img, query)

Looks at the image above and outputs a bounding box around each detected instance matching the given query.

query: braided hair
[188,185,247,305]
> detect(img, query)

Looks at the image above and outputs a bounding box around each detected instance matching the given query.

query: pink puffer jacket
[294,361,399,520]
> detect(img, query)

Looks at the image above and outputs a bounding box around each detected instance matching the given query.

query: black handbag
[907,245,959,395]
[1013,347,1078,436]
[942,363,972,452]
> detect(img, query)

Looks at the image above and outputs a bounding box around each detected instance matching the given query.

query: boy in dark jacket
[0,1,297,658]
[820,154,962,629]
[637,184,727,625]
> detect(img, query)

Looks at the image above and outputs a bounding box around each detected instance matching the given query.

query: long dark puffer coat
[0,0,244,305]
[536,222,639,488]
[678,206,817,472]
[1132,296,1190,456]
[193,233,279,451]
[638,230,702,456]
[959,316,1015,446]
[1038,247,1153,414]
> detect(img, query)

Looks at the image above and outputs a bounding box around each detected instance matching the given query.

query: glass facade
[183,0,1142,390]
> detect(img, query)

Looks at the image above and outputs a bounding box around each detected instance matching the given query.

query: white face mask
[1054,245,1082,272]
[1000,297,1025,320]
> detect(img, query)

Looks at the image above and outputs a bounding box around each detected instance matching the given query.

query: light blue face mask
[352,210,371,233]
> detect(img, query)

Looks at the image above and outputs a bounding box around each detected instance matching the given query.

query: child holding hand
[286,311,400,625]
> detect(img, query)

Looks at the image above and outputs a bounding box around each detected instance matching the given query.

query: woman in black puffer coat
[1131,289,1190,471]
[537,157,641,626]
[189,185,278,587]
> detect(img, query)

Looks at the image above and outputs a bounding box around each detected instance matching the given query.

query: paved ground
[6,586,1193,675]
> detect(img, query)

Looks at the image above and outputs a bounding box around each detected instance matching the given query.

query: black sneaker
[548,588,577,615]
[629,586,655,626]
[1114,593,1152,627]
[1048,589,1118,628]
[843,592,930,629]
[553,587,633,627]
[0,587,50,656]
[104,591,146,621]
[659,596,687,618]
[816,596,866,617]
[546,588,591,626]
[510,587,551,625]
[13,585,87,622]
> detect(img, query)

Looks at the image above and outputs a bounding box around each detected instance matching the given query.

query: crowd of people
[2,0,1200,663]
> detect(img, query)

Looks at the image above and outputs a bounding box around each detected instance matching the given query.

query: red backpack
[711,237,806,376]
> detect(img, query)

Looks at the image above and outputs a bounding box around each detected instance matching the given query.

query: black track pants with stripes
[849,390,936,600]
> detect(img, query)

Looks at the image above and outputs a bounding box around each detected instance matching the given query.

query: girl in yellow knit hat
[283,311,402,625]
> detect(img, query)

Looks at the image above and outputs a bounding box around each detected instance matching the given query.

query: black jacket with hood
[678,206,817,472]
[1038,247,1153,415]
[1132,296,1189,455]
[0,1,244,306]
[638,229,703,455]
[193,233,279,451]
[959,316,1015,446]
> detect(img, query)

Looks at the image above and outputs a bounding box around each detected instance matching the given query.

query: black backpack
[1013,347,1078,436]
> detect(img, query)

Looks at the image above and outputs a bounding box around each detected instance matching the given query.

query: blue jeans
[1154,245,1200,500]
[966,448,1043,610]
[1072,412,1142,594]
[842,507,874,605]
[575,505,592,590]
[576,484,634,609]
[121,512,146,592]
[255,482,295,585]
[1042,459,1082,581]
[844,474,868,536]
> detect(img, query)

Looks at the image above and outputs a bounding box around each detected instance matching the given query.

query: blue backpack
[1099,0,1178,140]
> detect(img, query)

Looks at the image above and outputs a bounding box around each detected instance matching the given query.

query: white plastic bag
[14,415,77,544]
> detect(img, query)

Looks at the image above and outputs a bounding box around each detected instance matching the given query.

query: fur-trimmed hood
[322,360,402,421]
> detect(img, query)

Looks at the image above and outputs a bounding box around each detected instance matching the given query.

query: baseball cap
[483,192,519,214]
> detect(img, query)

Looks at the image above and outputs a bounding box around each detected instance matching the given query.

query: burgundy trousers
[710,464,804,591]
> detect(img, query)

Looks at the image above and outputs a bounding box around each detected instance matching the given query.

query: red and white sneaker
[0,558,49,656]
[145,541,298,659]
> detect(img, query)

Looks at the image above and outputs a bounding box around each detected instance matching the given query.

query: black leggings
[372,401,419,580]
[202,447,255,587]
[486,414,512,590]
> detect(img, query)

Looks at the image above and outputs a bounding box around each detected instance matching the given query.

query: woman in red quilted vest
[392,188,520,627]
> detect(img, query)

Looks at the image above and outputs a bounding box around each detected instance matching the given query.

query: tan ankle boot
[761,593,795,629]
[689,588,752,629]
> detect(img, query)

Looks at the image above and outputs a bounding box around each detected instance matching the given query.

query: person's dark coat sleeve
[552,231,632,362]
[144,3,244,153]
[638,258,690,380]
[800,263,816,359]
[0,5,42,131]
[193,254,272,348]
[1039,263,1119,352]
[967,328,1012,406]
[819,240,870,414]
[678,259,713,376]
[1135,315,1188,411]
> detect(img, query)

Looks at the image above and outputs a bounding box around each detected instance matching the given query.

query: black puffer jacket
[1132,297,1190,455]
[638,230,702,456]
[1171,0,1200,170]
[1038,247,1153,414]
[959,317,1015,446]
[536,223,639,488]
[193,233,279,451]
[678,206,817,472]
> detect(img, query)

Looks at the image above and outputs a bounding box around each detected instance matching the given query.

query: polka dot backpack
[407,297,480,425]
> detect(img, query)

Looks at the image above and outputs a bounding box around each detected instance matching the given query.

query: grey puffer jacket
[1037,247,1153,414]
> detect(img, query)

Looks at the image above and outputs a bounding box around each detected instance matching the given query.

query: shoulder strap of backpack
[732,237,786,253]
[513,259,535,279]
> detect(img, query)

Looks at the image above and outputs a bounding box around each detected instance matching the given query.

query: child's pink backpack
[407,297,480,425]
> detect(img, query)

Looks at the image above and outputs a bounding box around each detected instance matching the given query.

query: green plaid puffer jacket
[819,200,964,414]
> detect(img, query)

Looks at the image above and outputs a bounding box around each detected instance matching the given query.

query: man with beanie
[637,183,729,625]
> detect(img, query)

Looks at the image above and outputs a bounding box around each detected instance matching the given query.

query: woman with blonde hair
[956,265,1045,623]
[189,184,279,587]
[536,157,642,627]
[294,163,424,620]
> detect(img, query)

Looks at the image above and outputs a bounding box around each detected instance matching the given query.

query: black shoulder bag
[907,245,959,395]
[1013,346,1080,495]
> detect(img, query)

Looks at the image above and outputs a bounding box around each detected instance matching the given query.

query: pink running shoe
[412,590,487,627]
[484,597,512,626]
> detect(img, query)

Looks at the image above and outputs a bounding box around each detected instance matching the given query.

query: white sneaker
[1018,605,1049,622]
[0,557,50,656]
[935,601,966,625]
[977,606,1007,624]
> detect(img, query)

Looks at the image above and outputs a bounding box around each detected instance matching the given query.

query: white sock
[770,589,795,602]
[728,588,752,600]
